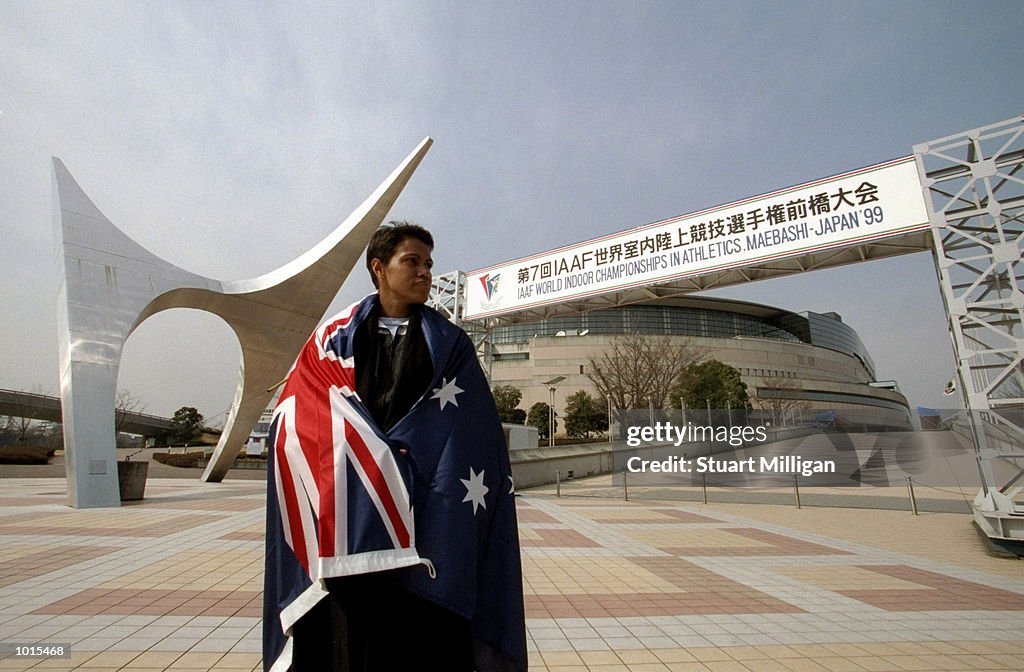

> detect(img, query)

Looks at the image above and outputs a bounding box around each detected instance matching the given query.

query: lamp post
[608,396,613,443]
[542,376,566,448]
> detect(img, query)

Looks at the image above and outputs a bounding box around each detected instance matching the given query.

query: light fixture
[541,376,567,448]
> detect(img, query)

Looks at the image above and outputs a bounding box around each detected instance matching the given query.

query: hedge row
[0,445,55,465]
[152,451,205,468]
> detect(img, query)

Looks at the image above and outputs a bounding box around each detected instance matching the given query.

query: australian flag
[263,294,527,671]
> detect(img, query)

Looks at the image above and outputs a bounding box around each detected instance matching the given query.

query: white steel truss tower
[914,115,1024,551]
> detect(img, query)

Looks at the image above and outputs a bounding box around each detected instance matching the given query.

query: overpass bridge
[0,388,174,437]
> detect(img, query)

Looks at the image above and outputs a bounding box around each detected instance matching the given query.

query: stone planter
[117,460,149,501]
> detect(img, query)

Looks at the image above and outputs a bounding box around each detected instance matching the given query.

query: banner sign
[463,156,928,320]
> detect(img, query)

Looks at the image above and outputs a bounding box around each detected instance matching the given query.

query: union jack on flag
[263,295,526,671]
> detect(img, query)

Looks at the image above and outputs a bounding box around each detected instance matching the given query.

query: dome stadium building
[485,296,912,430]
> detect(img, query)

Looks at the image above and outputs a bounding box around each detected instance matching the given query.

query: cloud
[2,2,1023,417]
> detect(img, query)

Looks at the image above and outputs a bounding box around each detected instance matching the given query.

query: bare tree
[754,374,809,426]
[2,385,48,445]
[114,389,146,435]
[35,421,64,451]
[586,333,703,411]
[0,414,19,445]
[11,415,34,444]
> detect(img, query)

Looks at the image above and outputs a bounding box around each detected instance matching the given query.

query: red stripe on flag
[338,359,355,393]
[275,420,309,573]
[318,304,359,350]
[345,421,411,548]
[317,391,337,556]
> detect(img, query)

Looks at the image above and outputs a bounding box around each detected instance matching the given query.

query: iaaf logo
[479,273,500,300]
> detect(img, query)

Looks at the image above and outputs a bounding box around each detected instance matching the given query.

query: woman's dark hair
[365,221,434,288]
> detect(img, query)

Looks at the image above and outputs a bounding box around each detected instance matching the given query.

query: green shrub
[0,445,53,465]
[152,451,205,468]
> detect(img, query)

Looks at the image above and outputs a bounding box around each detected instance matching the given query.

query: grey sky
[2,1,1022,425]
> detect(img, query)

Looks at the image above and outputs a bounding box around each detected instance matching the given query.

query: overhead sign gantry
[430,115,1024,555]
[460,156,931,324]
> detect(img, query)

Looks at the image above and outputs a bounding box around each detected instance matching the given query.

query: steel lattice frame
[913,116,1024,529]
[428,270,463,322]
[428,270,495,378]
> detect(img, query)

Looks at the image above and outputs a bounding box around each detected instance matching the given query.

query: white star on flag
[461,466,489,515]
[431,377,464,410]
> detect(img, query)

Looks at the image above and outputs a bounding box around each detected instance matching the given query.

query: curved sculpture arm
[54,138,432,506]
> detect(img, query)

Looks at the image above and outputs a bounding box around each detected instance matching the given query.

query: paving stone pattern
[0,478,1021,671]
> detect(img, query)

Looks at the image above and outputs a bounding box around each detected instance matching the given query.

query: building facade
[486,296,911,432]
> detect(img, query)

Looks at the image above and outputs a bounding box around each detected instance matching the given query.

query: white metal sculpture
[54,138,432,507]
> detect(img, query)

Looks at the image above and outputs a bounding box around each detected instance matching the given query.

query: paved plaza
[0,476,1022,671]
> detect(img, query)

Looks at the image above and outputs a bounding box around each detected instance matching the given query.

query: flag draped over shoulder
[263,295,527,671]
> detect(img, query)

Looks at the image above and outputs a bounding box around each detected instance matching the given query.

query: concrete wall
[503,423,539,451]
[511,445,615,489]
[510,425,819,490]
